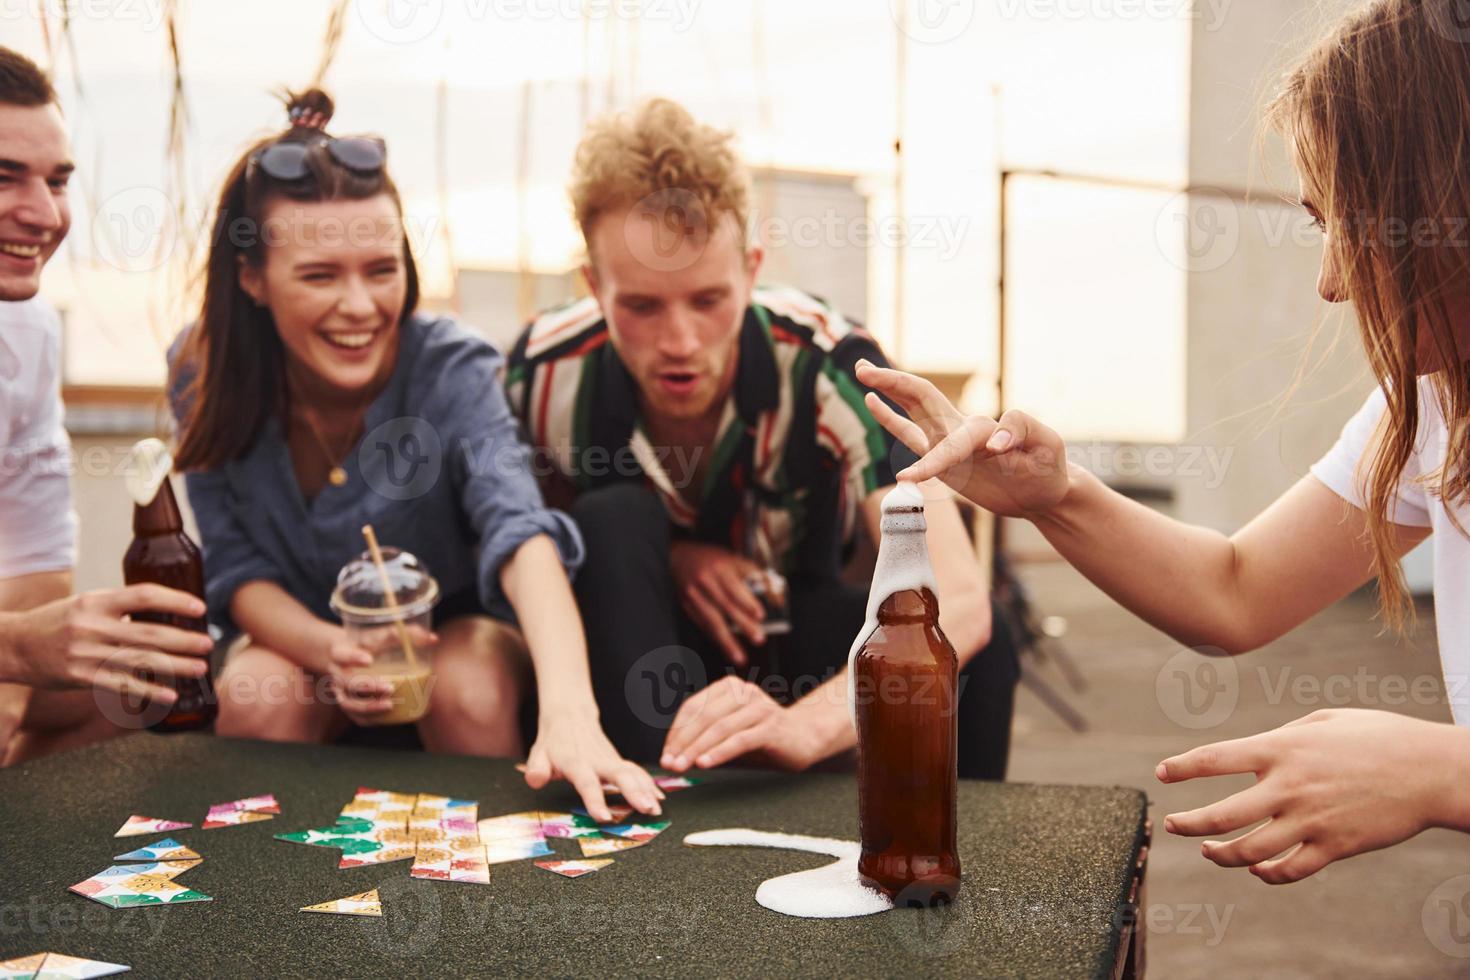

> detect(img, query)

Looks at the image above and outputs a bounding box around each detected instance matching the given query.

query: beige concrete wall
[1176,0,1372,533]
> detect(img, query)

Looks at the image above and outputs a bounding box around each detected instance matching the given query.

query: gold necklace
[298,406,355,487]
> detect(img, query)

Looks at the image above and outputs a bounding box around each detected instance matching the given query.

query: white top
[0,298,76,579]
[1311,383,1467,723]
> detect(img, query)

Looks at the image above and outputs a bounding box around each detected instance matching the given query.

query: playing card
[201,810,274,830]
[475,812,546,842]
[0,952,129,978]
[300,889,382,917]
[577,835,644,857]
[535,859,614,878]
[654,775,699,791]
[113,838,200,863]
[536,812,603,839]
[113,816,191,838]
[484,838,553,864]
[571,805,635,825]
[205,794,280,815]
[68,864,211,909]
[410,843,491,884]
[602,821,671,842]
[0,953,46,979]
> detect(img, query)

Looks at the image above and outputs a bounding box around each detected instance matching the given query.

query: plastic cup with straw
[328,526,440,726]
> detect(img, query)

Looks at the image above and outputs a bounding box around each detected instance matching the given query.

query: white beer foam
[683,829,893,918]
[125,438,173,508]
[845,481,939,726]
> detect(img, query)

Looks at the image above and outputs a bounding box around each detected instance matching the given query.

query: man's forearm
[790,674,856,762]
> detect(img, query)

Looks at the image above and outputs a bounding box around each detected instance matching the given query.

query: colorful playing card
[274,817,378,848]
[113,838,200,863]
[411,793,477,813]
[0,953,46,979]
[336,842,419,869]
[654,775,699,791]
[0,952,129,978]
[602,821,671,843]
[475,812,546,842]
[578,835,644,857]
[300,889,382,917]
[536,811,603,839]
[410,843,491,884]
[535,858,614,878]
[68,863,211,909]
[206,793,280,815]
[113,815,191,838]
[201,810,274,830]
[484,837,553,864]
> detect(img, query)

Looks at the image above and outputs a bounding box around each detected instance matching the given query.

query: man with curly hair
[506,99,1018,779]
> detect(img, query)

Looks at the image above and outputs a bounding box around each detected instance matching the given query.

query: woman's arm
[230,581,342,675]
[1038,468,1427,653]
[500,534,662,820]
[855,360,1429,656]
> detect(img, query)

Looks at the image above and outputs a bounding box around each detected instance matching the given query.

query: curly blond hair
[570,97,750,252]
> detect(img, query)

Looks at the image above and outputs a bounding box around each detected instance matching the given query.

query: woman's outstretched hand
[854,360,1071,519]
[1158,709,1470,884]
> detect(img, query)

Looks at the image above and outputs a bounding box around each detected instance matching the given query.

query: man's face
[584,206,760,422]
[0,102,71,302]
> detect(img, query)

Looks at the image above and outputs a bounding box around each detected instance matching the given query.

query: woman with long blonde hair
[859,0,1470,885]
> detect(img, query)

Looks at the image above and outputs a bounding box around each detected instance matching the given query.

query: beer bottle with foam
[851,482,961,905]
[122,438,218,733]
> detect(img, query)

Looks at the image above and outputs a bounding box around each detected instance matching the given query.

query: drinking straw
[360,524,421,668]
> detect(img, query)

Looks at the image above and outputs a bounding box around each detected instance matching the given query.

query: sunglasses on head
[248,135,387,183]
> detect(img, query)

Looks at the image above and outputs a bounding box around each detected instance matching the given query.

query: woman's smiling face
[238,193,409,395]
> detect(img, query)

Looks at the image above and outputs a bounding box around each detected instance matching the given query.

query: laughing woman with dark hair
[168,90,659,819]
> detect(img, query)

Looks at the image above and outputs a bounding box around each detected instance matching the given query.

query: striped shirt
[505,285,899,579]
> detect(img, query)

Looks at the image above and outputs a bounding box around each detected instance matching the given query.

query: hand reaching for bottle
[854,360,1071,519]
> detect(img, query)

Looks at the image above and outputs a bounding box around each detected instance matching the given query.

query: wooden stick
[361,524,421,669]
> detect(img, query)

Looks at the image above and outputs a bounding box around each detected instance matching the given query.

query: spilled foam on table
[684,829,893,918]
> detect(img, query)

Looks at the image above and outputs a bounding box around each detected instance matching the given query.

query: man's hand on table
[523,707,664,821]
[669,541,772,668]
[1,585,213,701]
[660,675,826,773]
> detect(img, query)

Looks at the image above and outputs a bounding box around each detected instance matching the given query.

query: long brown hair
[172,88,420,471]
[1268,0,1470,628]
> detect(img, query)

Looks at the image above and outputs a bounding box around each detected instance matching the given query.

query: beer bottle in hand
[122,438,218,733]
[850,482,960,906]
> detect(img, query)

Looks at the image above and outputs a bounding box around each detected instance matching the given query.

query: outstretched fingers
[896,414,996,484]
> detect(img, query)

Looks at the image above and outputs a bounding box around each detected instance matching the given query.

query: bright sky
[8,0,1194,438]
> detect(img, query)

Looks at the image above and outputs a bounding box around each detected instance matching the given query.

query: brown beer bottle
[853,483,960,905]
[122,440,218,733]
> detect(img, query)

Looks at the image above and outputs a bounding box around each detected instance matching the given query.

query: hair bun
[282,88,335,131]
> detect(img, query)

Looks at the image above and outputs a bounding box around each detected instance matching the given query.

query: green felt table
[0,734,1149,979]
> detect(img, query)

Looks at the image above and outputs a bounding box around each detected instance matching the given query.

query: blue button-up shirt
[169,313,584,635]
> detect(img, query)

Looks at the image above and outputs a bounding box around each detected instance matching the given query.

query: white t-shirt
[1310,382,1468,722]
[0,298,76,578]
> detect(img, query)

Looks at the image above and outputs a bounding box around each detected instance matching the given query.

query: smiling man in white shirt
[0,45,215,762]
